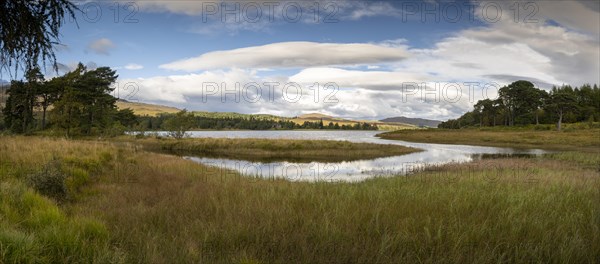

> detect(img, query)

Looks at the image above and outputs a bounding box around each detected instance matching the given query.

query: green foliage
[0,0,77,71]
[547,85,578,131]
[163,110,196,139]
[0,181,123,263]
[139,114,377,131]
[26,160,68,202]
[2,78,36,134]
[52,64,119,136]
[38,74,63,129]
[115,108,137,129]
[440,80,599,130]
[1,63,135,136]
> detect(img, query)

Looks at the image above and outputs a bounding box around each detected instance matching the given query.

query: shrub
[26,160,67,202]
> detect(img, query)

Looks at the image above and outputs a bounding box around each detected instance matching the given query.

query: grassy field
[133,137,419,162]
[378,126,600,152]
[115,100,181,116]
[0,137,126,263]
[1,136,599,263]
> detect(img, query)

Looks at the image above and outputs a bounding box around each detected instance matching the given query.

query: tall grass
[378,127,600,151]
[83,141,600,263]
[0,137,125,263]
[1,136,599,263]
[133,137,419,162]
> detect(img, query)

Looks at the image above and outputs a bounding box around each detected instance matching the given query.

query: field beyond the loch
[378,125,600,152]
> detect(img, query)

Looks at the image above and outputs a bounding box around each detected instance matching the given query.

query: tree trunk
[557,111,563,131]
[510,112,515,126]
[42,105,47,130]
[535,110,539,125]
[67,109,71,138]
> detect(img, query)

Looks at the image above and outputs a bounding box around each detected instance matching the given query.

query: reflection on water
[177,130,547,182]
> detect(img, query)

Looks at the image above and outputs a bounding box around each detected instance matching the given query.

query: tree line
[0,65,378,137]
[1,64,136,136]
[439,80,600,131]
[138,111,378,139]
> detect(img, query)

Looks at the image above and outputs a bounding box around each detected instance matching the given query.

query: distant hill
[192,111,281,120]
[294,113,416,131]
[297,113,330,119]
[296,113,351,122]
[191,111,416,131]
[116,99,180,116]
[117,100,418,131]
[380,116,442,128]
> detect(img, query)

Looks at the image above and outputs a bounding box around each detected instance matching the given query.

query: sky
[3,0,600,120]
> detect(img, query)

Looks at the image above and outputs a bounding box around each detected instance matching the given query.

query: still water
[176,130,547,182]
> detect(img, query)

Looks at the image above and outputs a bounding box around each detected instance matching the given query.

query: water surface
[174,130,547,182]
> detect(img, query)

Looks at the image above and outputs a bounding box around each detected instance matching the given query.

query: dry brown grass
[379,127,600,152]
[77,147,600,263]
[133,137,420,162]
[1,136,599,263]
[115,100,180,116]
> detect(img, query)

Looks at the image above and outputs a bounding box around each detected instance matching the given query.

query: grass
[1,136,599,263]
[378,126,600,152]
[0,137,125,263]
[132,137,420,162]
[115,100,181,116]
[75,145,600,263]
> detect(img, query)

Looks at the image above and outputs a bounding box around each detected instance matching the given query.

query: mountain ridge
[380,116,442,128]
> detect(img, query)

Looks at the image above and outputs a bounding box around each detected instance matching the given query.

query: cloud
[120,68,477,121]
[86,38,116,55]
[349,1,600,91]
[290,67,430,90]
[131,0,216,16]
[528,0,600,37]
[342,1,401,20]
[160,41,410,71]
[132,0,399,18]
[124,63,144,70]
[120,69,261,104]
[399,0,600,88]
[121,0,600,120]
[131,1,402,35]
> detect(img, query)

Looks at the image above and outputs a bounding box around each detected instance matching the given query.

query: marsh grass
[133,137,419,162]
[1,136,599,263]
[82,142,600,263]
[378,127,600,152]
[0,137,125,263]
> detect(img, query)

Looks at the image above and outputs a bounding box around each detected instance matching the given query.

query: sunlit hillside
[115,100,180,116]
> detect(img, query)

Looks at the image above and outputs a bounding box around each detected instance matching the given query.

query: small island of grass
[134,137,421,162]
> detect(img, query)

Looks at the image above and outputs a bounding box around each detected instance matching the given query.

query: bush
[104,122,127,138]
[26,160,67,202]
